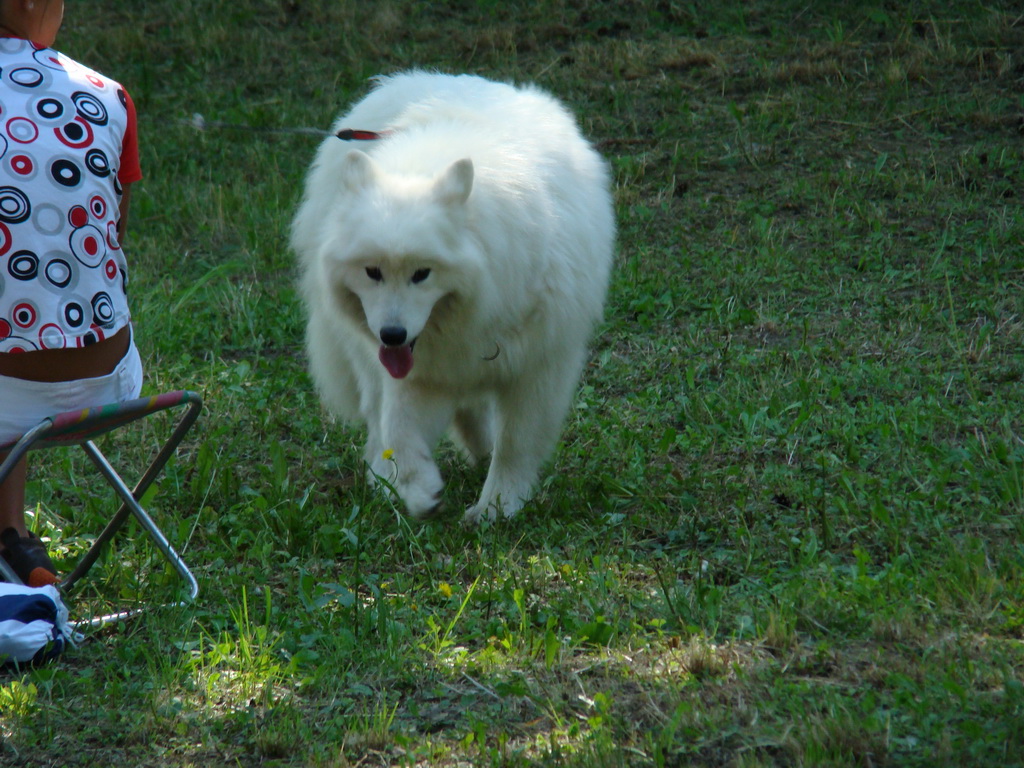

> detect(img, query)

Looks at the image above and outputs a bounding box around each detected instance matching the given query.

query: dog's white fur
[291,71,614,522]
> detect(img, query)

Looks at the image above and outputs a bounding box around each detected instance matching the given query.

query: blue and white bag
[0,583,75,665]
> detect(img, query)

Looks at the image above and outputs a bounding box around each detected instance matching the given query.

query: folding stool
[0,391,202,604]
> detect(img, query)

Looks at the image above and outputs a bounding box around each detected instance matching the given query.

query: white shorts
[0,329,143,446]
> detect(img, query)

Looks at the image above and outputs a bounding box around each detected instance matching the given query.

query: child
[0,0,143,586]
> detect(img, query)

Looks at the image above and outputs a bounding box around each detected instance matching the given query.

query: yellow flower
[438,582,453,598]
[382,449,394,460]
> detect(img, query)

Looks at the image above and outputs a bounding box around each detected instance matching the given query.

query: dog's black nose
[380,325,407,346]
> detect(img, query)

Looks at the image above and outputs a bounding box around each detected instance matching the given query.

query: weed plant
[1,1,1023,766]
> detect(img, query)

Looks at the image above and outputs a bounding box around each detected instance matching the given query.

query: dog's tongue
[379,344,414,379]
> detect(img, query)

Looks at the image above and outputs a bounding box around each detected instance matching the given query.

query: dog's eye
[411,268,431,284]
[365,267,383,282]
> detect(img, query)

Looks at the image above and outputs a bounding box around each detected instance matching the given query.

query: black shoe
[1,527,58,588]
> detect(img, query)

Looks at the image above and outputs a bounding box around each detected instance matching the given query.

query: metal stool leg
[62,441,199,601]
[0,556,20,584]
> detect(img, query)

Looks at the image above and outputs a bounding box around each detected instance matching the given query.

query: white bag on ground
[0,583,75,665]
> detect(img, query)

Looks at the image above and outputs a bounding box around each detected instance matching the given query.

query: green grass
[2,1,1024,765]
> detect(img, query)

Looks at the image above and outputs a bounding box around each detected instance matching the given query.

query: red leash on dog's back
[335,129,393,141]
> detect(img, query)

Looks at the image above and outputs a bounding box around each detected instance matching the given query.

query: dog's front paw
[367,447,443,518]
[462,502,491,525]
[395,459,444,519]
[402,483,444,519]
[462,496,522,525]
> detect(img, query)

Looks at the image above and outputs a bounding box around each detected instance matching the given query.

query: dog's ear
[433,158,474,206]
[339,150,377,193]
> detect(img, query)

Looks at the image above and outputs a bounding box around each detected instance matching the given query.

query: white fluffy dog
[291,71,614,522]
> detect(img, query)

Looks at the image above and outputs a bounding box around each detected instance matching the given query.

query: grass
[2,0,1023,765]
